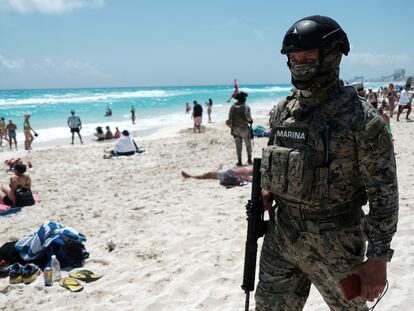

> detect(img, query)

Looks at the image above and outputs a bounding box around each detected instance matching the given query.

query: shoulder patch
[377,131,393,152]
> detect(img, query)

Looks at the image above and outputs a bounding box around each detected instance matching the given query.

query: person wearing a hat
[67,110,83,145]
[226,91,253,166]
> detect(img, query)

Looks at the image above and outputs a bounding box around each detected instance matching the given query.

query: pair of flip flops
[9,263,40,284]
[59,270,102,292]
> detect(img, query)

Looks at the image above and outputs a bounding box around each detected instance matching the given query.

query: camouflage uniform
[228,101,253,164]
[255,85,399,310]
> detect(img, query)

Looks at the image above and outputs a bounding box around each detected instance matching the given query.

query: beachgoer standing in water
[67,110,83,145]
[23,113,35,150]
[6,119,17,150]
[206,98,213,123]
[185,102,191,114]
[131,105,136,124]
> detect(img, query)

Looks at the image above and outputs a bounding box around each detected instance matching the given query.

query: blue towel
[15,221,86,261]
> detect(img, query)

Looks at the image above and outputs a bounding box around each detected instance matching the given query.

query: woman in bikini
[23,113,35,150]
[0,163,32,207]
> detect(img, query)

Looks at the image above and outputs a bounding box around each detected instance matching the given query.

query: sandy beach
[0,116,413,311]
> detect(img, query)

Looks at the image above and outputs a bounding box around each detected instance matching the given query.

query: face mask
[290,60,320,83]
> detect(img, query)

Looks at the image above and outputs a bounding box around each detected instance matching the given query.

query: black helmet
[234,91,248,102]
[281,15,349,56]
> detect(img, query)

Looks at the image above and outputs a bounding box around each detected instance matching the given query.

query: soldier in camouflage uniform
[255,16,399,310]
[227,92,253,166]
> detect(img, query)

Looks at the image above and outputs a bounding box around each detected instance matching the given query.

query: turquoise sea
[0,82,385,144]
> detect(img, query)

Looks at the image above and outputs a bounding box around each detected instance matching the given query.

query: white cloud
[0,54,24,73]
[62,59,100,75]
[0,0,104,14]
[344,52,413,67]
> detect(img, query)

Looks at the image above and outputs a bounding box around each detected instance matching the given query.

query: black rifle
[241,158,268,311]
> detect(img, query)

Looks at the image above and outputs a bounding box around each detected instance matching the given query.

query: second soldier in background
[227,91,253,166]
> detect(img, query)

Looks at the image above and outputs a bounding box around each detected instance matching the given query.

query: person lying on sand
[181,165,253,182]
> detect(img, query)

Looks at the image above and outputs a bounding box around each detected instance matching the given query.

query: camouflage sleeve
[267,99,286,145]
[356,104,399,261]
[245,105,253,123]
[228,105,234,127]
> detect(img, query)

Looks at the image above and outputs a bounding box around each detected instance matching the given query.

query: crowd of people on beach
[0,114,37,151]
[352,82,414,133]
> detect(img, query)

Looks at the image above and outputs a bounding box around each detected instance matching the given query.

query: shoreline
[0,111,412,310]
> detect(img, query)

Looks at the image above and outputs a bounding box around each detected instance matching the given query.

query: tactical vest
[231,103,250,128]
[261,86,366,210]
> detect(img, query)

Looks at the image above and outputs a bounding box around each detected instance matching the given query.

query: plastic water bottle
[50,255,61,281]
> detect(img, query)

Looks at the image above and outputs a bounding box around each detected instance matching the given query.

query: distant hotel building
[393,69,405,81]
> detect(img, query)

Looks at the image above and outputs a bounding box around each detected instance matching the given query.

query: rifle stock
[241,158,267,310]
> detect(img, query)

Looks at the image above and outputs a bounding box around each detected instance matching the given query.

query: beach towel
[252,125,270,137]
[0,194,41,216]
[14,221,89,268]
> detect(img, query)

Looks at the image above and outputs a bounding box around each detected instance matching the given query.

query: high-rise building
[394,69,405,81]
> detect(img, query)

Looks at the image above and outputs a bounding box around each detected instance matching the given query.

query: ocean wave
[0,89,189,106]
[239,86,292,93]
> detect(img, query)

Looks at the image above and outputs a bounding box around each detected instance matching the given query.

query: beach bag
[220,170,244,187]
[14,186,35,207]
[49,238,89,268]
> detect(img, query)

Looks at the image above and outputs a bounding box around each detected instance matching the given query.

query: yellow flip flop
[69,269,102,283]
[59,277,84,292]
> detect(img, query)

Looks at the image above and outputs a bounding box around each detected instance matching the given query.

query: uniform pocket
[334,224,366,259]
[286,149,313,201]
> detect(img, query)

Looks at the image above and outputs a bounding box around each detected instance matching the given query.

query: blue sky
[0,0,413,89]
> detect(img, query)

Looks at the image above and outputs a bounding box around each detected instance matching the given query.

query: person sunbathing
[181,165,253,183]
[0,163,32,206]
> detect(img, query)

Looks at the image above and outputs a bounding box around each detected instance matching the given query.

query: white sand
[0,117,412,311]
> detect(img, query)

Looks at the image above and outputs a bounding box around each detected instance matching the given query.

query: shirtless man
[181,165,253,182]
[6,119,17,150]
